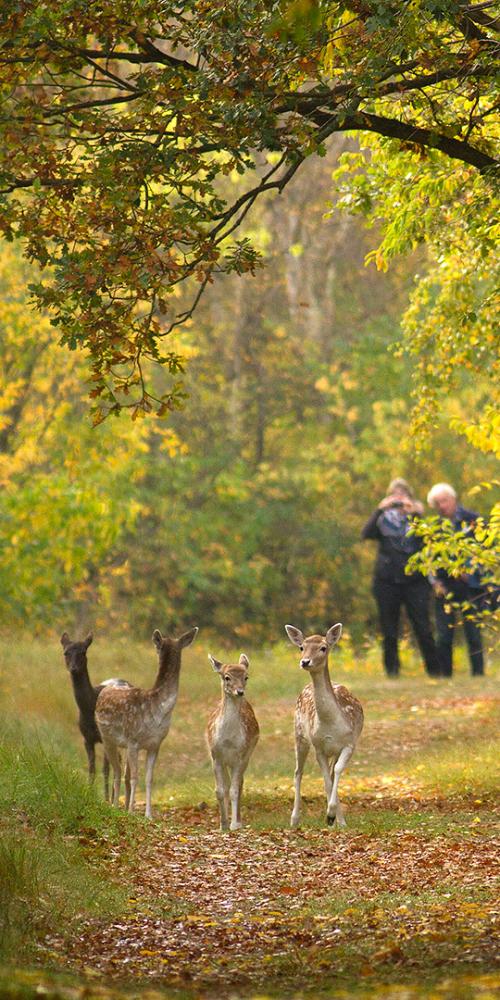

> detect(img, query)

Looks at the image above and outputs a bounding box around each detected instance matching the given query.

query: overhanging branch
[310,109,498,173]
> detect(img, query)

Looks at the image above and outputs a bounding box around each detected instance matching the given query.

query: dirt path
[47,803,499,994]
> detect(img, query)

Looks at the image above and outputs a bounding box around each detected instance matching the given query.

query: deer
[95,626,198,820]
[206,653,259,831]
[285,624,364,828]
[60,632,131,800]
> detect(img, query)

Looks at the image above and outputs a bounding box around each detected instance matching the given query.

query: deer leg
[291,738,309,828]
[124,759,131,811]
[105,743,121,807]
[315,749,333,803]
[103,753,110,801]
[224,766,230,821]
[237,775,244,826]
[145,748,158,820]
[126,747,139,814]
[213,759,229,831]
[326,746,353,827]
[85,741,96,783]
[229,767,244,831]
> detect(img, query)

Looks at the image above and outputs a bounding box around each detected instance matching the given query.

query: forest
[0,136,497,641]
[0,3,498,1000]
[0,0,498,641]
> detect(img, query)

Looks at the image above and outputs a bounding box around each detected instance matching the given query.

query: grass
[0,717,131,964]
[0,631,498,998]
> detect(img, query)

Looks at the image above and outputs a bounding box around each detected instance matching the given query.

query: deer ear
[60,632,70,649]
[209,654,223,673]
[152,629,163,650]
[179,626,198,649]
[326,623,343,647]
[84,634,93,649]
[285,625,304,647]
[239,653,249,669]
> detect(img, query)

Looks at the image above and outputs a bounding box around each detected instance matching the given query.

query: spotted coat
[206,656,259,831]
[285,624,364,828]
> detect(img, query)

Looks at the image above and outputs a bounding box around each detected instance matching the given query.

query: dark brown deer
[61,632,131,800]
[95,627,198,819]
[285,624,364,828]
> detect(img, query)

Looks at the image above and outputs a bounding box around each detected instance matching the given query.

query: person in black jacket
[427,482,485,676]
[362,478,441,677]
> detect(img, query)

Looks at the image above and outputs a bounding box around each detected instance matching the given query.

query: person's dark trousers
[435,582,485,676]
[373,577,441,677]
[373,577,401,675]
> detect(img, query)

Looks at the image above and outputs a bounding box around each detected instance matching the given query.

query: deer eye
[299,645,303,651]
[320,646,327,652]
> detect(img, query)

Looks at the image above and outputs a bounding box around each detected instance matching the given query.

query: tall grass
[0,717,128,963]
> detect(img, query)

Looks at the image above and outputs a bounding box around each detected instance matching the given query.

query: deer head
[285,624,342,673]
[60,632,93,675]
[152,627,198,653]
[209,653,250,697]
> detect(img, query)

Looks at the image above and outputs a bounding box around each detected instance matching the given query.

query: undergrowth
[0,717,130,963]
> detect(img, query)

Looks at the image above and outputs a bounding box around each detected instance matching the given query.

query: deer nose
[300,658,311,669]
[236,689,244,697]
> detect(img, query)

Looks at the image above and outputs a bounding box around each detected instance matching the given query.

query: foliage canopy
[0,0,498,416]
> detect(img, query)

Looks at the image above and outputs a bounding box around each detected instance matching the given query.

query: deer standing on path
[61,632,131,800]
[95,627,198,819]
[285,624,363,828]
[206,653,259,831]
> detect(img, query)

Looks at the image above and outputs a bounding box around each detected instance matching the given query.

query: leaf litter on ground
[45,813,499,992]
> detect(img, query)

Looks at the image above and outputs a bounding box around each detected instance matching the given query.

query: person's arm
[361,508,382,540]
[362,494,402,539]
[457,507,479,530]
[409,499,424,516]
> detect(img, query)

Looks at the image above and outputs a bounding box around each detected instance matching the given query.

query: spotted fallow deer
[206,653,259,831]
[95,627,198,819]
[61,632,131,800]
[285,624,364,828]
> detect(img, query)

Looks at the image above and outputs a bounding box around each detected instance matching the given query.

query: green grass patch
[0,717,130,964]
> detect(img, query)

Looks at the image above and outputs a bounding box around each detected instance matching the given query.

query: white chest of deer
[206,654,259,831]
[286,623,364,828]
[301,675,358,756]
[212,697,249,762]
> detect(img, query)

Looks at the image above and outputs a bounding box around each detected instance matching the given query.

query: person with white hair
[427,482,485,676]
[362,478,441,677]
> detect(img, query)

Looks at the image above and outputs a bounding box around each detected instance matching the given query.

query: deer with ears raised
[285,624,363,828]
[61,632,131,800]
[206,653,259,831]
[95,627,198,819]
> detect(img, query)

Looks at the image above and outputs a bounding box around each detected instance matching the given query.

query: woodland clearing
[0,635,498,999]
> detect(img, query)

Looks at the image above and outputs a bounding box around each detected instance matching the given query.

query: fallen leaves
[35,684,499,994]
[46,822,499,991]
